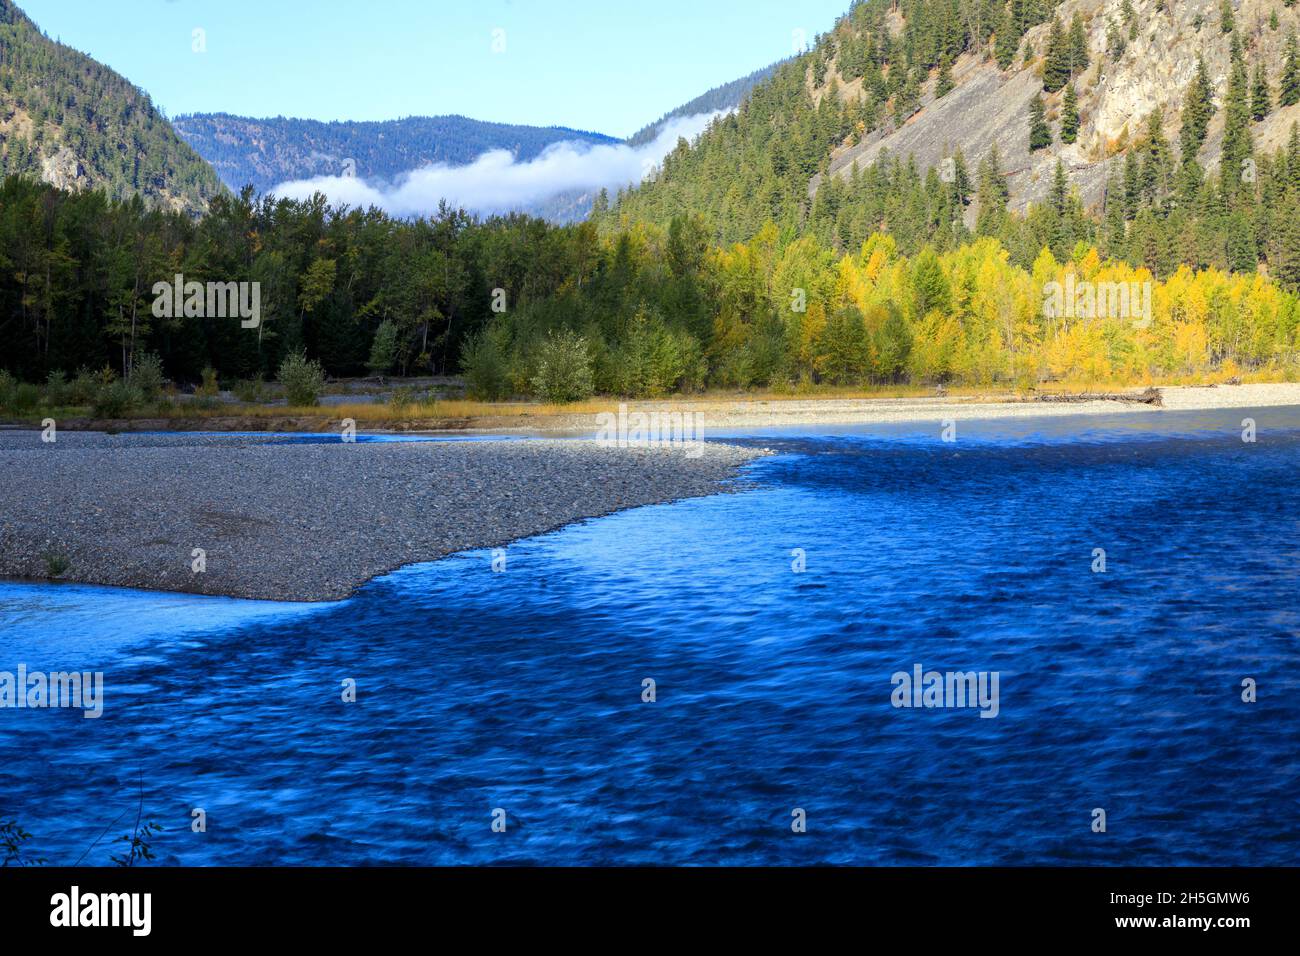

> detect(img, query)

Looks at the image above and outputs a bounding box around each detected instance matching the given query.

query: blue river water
[1,408,1298,865]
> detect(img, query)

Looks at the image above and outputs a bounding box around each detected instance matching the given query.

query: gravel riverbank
[0,433,766,601]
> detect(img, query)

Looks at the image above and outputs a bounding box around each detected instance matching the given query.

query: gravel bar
[0,432,766,602]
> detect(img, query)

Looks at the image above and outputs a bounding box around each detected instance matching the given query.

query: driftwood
[1033,387,1163,407]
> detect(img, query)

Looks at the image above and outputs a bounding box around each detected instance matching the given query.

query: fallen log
[1033,387,1163,407]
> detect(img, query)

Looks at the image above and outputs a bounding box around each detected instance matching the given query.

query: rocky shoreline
[0,432,766,602]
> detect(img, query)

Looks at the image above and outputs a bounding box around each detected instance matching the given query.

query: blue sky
[19,0,850,139]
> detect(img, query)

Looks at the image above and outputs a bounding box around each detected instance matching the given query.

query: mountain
[0,0,224,214]
[171,113,621,195]
[819,0,1300,214]
[174,64,778,222]
[606,0,1300,250]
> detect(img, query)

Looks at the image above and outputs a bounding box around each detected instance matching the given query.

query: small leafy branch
[1,819,47,867]
[110,772,163,867]
[110,819,163,867]
[73,771,165,867]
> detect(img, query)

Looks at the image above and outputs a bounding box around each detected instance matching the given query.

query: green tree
[366,319,399,376]
[1220,37,1254,196]
[1042,18,1071,92]
[1180,57,1215,165]
[1251,63,1272,122]
[1282,32,1300,107]
[1029,95,1052,151]
[1061,82,1080,144]
[936,55,955,97]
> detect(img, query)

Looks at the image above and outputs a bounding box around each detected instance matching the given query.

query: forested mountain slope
[606,0,1300,260]
[0,0,224,215]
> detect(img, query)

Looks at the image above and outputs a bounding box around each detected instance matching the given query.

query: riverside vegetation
[7,1,1300,414]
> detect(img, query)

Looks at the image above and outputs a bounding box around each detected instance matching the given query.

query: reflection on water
[2,407,1298,865]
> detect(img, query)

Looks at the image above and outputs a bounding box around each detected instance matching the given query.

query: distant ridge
[172,113,621,195]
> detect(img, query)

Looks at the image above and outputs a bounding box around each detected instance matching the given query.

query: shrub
[67,367,98,405]
[530,329,594,404]
[44,370,68,405]
[388,385,420,411]
[278,351,326,406]
[91,379,142,418]
[461,326,511,400]
[0,372,41,415]
[129,352,166,399]
[197,367,220,397]
[232,377,266,403]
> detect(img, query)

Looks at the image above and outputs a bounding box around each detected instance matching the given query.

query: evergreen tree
[936,55,955,98]
[1282,31,1300,107]
[1140,108,1173,205]
[1221,36,1254,196]
[1029,94,1052,150]
[994,7,1019,69]
[975,144,1009,235]
[1220,0,1235,34]
[949,147,972,210]
[1061,82,1080,144]
[1251,63,1272,122]
[1068,14,1090,78]
[1043,18,1071,92]
[1180,57,1215,165]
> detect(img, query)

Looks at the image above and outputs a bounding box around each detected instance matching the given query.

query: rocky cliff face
[39,146,85,193]
[817,0,1300,214]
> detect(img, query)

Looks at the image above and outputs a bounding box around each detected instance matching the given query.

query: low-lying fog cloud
[270,112,722,217]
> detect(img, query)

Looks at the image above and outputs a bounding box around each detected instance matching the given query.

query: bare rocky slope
[815,0,1300,215]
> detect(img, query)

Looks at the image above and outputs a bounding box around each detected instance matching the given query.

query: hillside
[821,0,1300,213]
[0,0,224,214]
[606,0,1300,254]
[172,113,621,195]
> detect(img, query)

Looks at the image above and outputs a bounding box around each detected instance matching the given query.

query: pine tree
[1141,108,1173,204]
[1049,159,1069,216]
[1180,57,1215,165]
[975,145,1009,236]
[1220,36,1254,196]
[1102,172,1128,257]
[936,55,954,97]
[1061,82,1080,143]
[1068,14,1090,78]
[1288,123,1300,193]
[1029,94,1052,150]
[1251,63,1272,121]
[994,7,1019,69]
[1282,31,1300,107]
[1042,18,1070,92]
[1220,0,1235,34]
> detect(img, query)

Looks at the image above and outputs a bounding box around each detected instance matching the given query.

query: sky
[19,0,850,139]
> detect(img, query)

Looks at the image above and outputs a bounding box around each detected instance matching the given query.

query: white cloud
[269,112,723,218]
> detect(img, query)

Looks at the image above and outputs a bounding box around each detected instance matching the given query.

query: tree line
[3,168,1297,408]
